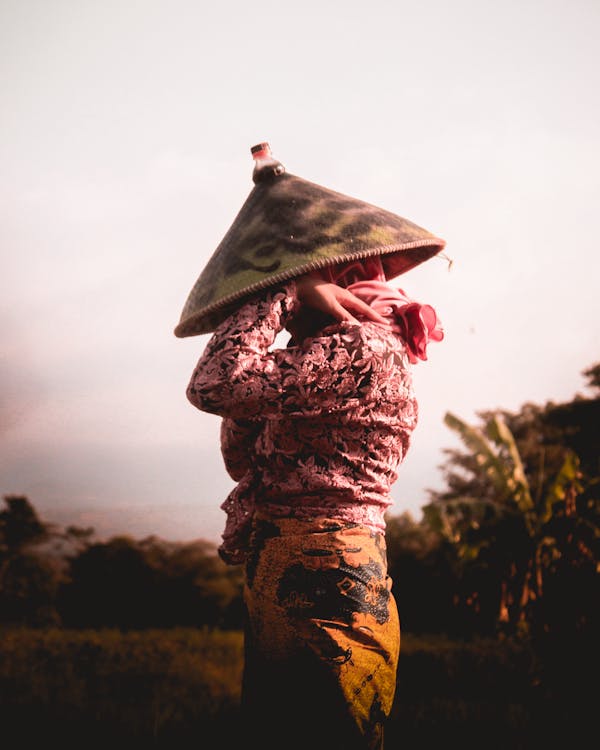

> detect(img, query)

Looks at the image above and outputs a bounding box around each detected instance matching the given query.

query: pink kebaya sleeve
[186,282,394,420]
[220,417,263,481]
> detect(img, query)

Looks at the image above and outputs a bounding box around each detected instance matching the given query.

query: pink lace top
[187,280,441,564]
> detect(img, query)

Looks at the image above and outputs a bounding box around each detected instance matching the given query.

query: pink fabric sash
[346,279,444,363]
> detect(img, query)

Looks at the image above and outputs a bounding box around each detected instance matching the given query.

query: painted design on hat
[175,143,445,337]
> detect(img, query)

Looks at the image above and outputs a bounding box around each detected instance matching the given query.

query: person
[175,143,446,750]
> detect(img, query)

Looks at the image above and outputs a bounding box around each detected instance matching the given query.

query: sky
[1,0,599,544]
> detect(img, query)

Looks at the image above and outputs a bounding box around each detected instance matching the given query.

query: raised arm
[186,279,393,420]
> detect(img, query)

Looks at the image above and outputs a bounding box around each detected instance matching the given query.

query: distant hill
[39,501,222,544]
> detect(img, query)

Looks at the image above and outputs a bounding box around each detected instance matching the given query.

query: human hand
[295,273,389,326]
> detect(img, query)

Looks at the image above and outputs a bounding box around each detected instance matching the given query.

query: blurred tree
[138,535,244,629]
[581,362,600,391]
[0,495,48,556]
[424,362,600,639]
[0,495,62,625]
[423,412,538,634]
[59,535,244,629]
[59,535,160,628]
[188,549,244,629]
[385,512,465,635]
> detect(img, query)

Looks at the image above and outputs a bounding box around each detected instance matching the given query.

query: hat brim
[174,171,445,337]
[174,239,444,337]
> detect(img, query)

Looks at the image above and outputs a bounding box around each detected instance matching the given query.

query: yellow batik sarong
[240,514,400,750]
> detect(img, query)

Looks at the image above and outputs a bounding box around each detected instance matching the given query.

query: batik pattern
[241,514,400,750]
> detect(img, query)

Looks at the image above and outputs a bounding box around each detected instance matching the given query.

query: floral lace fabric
[187,281,431,564]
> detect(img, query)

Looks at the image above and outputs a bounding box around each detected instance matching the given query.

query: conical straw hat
[174,144,446,337]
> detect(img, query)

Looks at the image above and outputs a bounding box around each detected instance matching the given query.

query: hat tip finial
[251,142,285,183]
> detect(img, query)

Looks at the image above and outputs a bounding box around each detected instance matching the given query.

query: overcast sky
[1,0,599,544]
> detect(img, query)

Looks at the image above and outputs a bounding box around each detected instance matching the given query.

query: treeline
[0,502,243,629]
[1,362,598,643]
[387,365,599,643]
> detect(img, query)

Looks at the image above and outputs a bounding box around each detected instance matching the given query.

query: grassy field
[0,627,591,749]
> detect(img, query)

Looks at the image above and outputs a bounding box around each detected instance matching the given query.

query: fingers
[315,288,358,323]
[295,276,388,326]
[335,288,389,325]
[330,299,359,324]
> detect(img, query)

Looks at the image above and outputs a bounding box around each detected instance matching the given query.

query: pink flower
[346,279,444,364]
[397,303,444,363]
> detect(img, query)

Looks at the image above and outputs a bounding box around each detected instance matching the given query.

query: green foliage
[443,411,534,516]
[0,626,244,746]
[0,627,591,749]
[59,535,244,630]
[385,512,465,635]
[0,495,47,548]
[0,495,64,625]
[426,361,600,639]
[443,412,522,505]
[582,362,600,391]
[0,494,245,630]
